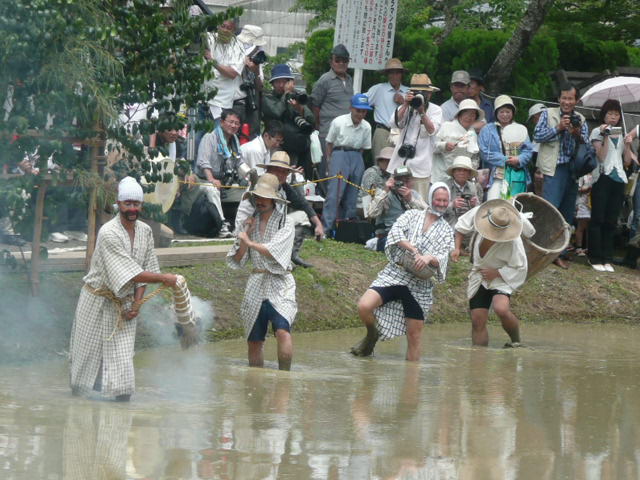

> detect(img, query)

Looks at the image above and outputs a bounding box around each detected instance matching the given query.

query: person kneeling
[352,183,454,361]
[451,199,534,347]
[227,174,296,370]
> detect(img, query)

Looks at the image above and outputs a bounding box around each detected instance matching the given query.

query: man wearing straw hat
[234,151,324,268]
[452,199,535,347]
[366,58,410,159]
[386,73,443,202]
[228,173,297,370]
[69,177,178,401]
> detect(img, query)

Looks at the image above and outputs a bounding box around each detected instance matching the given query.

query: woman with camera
[587,99,634,272]
[479,95,533,200]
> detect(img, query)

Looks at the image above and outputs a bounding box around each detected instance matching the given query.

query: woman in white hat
[479,95,534,200]
[452,198,536,347]
[433,98,483,182]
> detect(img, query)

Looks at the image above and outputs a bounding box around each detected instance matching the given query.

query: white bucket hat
[447,155,478,178]
[456,98,485,122]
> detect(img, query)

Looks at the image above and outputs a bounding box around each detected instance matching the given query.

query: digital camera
[286,90,309,105]
[250,50,268,65]
[398,144,416,159]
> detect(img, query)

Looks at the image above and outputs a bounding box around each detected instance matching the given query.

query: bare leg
[405,318,424,361]
[275,329,293,371]
[351,289,383,356]
[248,341,265,367]
[575,218,588,248]
[492,295,520,344]
[470,308,489,346]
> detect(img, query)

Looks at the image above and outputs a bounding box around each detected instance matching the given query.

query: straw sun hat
[250,173,288,204]
[256,150,296,171]
[474,199,522,242]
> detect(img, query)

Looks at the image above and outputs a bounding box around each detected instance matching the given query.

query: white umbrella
[580,76,640,132]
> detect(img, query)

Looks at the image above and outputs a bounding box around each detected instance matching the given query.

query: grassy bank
[1,239,639,362]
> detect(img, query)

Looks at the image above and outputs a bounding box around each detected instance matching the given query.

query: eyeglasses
[224,119,241,126]
[332,57,349,64]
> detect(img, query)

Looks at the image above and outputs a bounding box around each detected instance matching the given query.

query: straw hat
[447,155,477,178]
[410,73,440,92]
[474,199,522,242]
[456,98,485,121]
[250,173,287,204]
[494,94,516,113]
[381,58,408,73]
[256,150,296,171]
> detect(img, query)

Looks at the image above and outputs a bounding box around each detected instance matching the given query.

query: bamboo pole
[30,179,49,297]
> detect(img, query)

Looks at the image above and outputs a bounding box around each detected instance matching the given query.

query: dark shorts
[469,284,511,310]
[370,285,425,321]
[247,300,291,342]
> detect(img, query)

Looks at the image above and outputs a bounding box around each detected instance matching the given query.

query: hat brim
[473,200,522,242]
[351,104,373,110]
[256,162,296,171]
[447,165,477,178]
[237,33,267,46]
[249,190,288,204]
[456,106,485,122]
[411,85,440,92]
[270,74,294,82]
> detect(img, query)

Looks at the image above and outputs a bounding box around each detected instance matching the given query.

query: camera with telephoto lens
[293,114,314,135]
[249,50,268,65]
[286,90,309,105]
[398,143,416,159]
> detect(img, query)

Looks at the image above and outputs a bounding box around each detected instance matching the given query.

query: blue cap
[351,93,372,110]
[270,64,294,82]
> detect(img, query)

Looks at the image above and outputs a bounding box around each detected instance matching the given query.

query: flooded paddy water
[2,322,640,479]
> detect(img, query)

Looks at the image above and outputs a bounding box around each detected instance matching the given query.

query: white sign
[334,0,399,70]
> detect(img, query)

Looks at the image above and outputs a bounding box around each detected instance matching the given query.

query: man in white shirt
[240,121,285,173]
[322,94,373,231]
[386,73,443,201]
[204,19,246,121]
[366,58,410,159]
[440,70,470,122]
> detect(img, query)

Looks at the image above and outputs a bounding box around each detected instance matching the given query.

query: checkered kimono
[69,217,159,397]
[227,209,297,339]
[371,209,454,340]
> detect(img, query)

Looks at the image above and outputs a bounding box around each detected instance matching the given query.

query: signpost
[334,0,399,93]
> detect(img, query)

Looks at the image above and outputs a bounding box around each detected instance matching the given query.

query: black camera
[566,112,581,128]
[250,50,268,65]
[286,90,309,105]
[398,144,416,159]
[409,91,429,110]
[293,115,314,134]
[393,179,404,190]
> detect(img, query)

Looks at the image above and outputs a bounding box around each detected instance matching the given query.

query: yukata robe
[227,210,297,338]
[454,206,535,299]
[69,217,159,397]
[371,209,454,340]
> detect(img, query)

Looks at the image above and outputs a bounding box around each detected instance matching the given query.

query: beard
[121,211,139,222]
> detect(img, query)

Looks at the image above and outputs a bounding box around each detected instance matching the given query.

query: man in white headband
[69,176,178,402]
[352,182,454,361]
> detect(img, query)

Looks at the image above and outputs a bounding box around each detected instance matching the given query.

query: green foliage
[302,29,335,89]
[628,47,640,68]
[263,41,306,92]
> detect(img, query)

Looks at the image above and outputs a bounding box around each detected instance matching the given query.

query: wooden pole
[30,179,49,297]
[85,142,100,270]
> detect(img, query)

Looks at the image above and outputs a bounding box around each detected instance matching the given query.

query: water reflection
[1,324,640,479]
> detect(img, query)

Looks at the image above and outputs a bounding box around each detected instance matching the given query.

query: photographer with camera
[195,109,244,238]
[386,74,443,202]
[368,166,427,251]
[534,83,590,269]
[586,99,634,272]
[262,64,317,179]
[233,25,267,142]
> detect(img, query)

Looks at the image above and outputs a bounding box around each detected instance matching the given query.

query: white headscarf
[428,181,450,217]
[117,176,144,202]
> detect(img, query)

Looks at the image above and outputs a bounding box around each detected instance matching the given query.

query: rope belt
[83,283,170,340]
[252,269,268,274]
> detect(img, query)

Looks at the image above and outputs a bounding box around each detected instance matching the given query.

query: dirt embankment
[1,239,639,363]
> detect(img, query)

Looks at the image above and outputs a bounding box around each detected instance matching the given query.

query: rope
[178,174,377,196]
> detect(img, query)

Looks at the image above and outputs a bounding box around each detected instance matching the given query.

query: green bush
[302,29,335,89]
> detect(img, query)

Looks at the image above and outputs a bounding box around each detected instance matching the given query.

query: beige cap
[494,94,516,113]
[376,146,395,161]
[450,70,470,85]
[527,103,546,120]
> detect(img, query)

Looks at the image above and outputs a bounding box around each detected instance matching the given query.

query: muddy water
[2,323,640,479]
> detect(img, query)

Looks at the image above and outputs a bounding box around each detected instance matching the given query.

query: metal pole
[353,68,363,94]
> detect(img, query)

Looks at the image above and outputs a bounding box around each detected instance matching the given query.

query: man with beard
[228,173,297,370]
[69,177,178,401]
[351,183,454,361]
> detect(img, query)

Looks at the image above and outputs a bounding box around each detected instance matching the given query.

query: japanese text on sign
[333,0,398,70]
